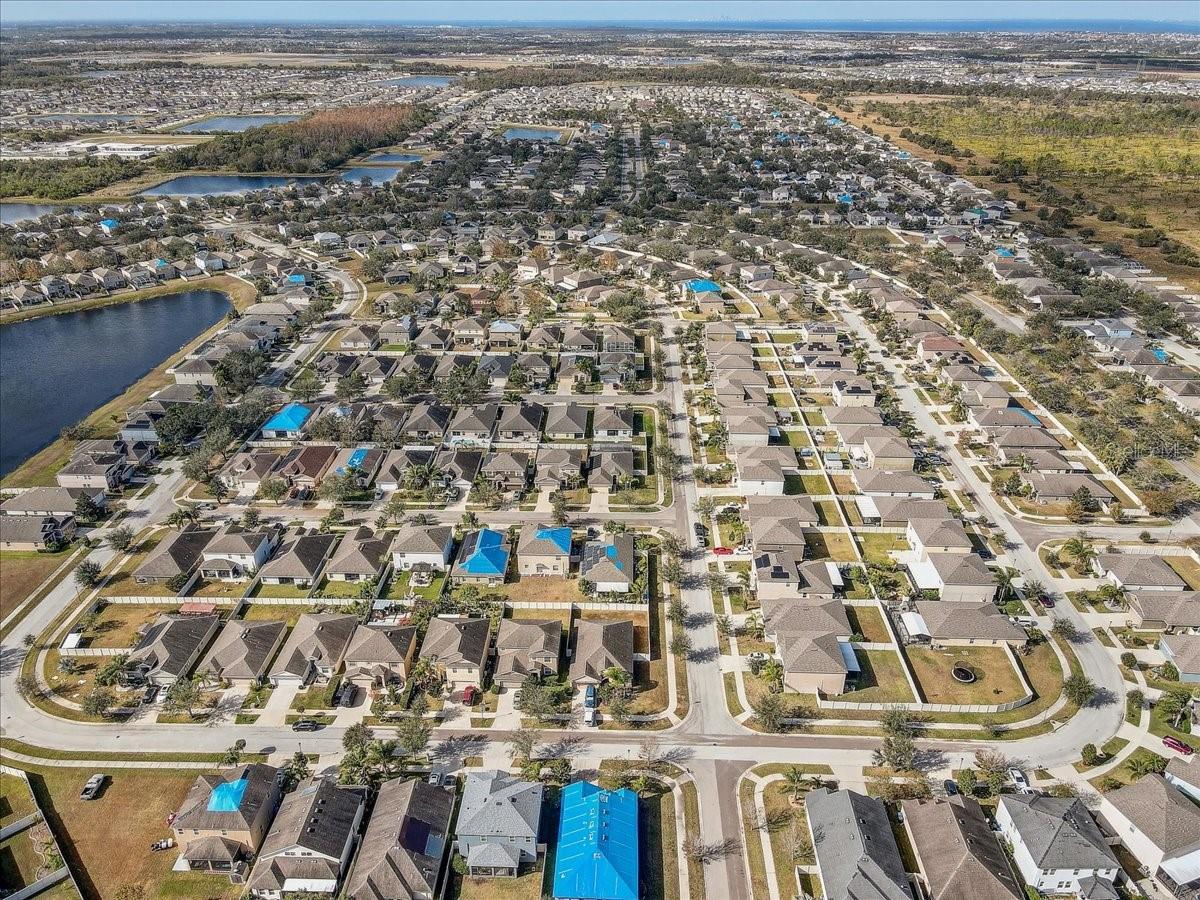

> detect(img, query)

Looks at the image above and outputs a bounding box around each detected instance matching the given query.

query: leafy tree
[751,692,787,733]
[258,477,289,502]
[956,768,978,796]
[290,368,323,402]
[81,687,116,718]
[509,726,541,762]
[222,739,247,767]
[1064,672,1098,707]
[74,494,103,523]
[669,632,692,658]
[343,723,375,754]
[336,371,368,402]
[74,560,102,589]
[106,526,135,552]
[397,714,431,757]
[95,654,129,687]
[165,676,203,717]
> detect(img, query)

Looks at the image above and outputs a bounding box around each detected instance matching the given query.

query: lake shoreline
[1,284,254,488]
[0,273,256,326]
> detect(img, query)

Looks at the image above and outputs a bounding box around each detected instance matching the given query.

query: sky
[2,0,1197,27]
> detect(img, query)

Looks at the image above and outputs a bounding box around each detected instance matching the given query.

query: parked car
[584,707,598,727]
[337,684,357,708]
[693,522,707,540]
[462,685,478,705]
[1007,767,1033,793]
[713,546,733,556]
[584,685,598,709]
[1164,736,1195,755]
[291,718,321,732]
[149,838,175,852]
[943,779,959,796]
[141,685,160,704]
[1038,596,1055,609]
[427,772,442,786]
[80,774,107,800]
[734,544,752,555]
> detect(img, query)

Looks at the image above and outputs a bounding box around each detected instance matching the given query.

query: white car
[1007,767,1033,794]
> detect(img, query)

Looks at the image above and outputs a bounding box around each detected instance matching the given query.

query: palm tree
[743,613,765,642]
[603,666,631,697]
[782,765,816,805]
[761,659,784,693]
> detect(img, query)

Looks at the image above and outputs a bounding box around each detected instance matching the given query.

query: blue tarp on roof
[100,218,119,228]
[262,402,312,433]
[685,278,720,294]
[534,526,572,555]
[460,528,509,576]
[207,776,249,813]
[604,542,625,571]
[553,782,638,900]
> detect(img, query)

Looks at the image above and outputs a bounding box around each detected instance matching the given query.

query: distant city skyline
[3,0,1198,28]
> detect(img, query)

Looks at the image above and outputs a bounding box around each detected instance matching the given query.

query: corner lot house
[125,614,220,686]
[344,777,453,900]
[456,770,544,877]
[1094,553,1187,592]
[580,533,636,593]
[247,777,367,899]
[173,764,282,877]
[996,795,1120,899]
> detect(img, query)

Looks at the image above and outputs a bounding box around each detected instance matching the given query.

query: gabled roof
[805,788,911,900]
[259,531,338,580]
[198,619,285,682]
[457,770,543,841]
[569,619,634,682]
[495,618,561,680]
[345,778,453,900]
[254,777,365,862]
[391,524,453,556]
[517,524,573,557]
[269,613,358,680]
[128,614,219,678]
[580,533,636,586]
[999,795,1118,871]
[420,616,491,670]
[901,796,1021,900]
[553,782,638,900]
[173,764,279,834]
[1103,773,1200,854]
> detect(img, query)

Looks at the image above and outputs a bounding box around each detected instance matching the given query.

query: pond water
[384,75,453,88]
[0,290,231,477]
[140,174,323,196]
[1,204,63,225]
[339,166,405,184]
[175,115,301,133]
[503,127,565,142]
[361,152,423,164]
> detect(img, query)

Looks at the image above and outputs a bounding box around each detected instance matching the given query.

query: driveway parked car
[1007,767,1033,793]
[713,546,733,556]
[1164,735,1194,755]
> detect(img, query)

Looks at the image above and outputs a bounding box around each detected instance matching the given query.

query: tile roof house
[552,782,638,900]
[901,796,1021,900]
[173,764,282,876]
[269,613,359,687]
[569,619,634,686]
[452,528,512,586]
[805,788,912,900]
[246,777,367,899]
[196,619,287,686]
[580,533,636,593]
[343,624,418,689]
[996,795,1119,900]
[419,616,491,688]
[1098,774,1200,897]
[126,614,220,686]
[494,618,562,686]
[344,777,453,900]
[456,770,544,877]
[516,524,572,576]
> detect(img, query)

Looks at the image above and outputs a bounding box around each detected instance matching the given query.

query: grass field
[834,649,914,705]
[0,547,76,620]
[905,646,1025,706]
[25,766,242,900]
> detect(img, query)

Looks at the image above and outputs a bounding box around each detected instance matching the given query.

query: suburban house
[343,624,418,690]
[325,527,391,583]
[172,764,282,878]
[344,777,454,900]
[390,524,455,572]
[1159,633,1200,683]
[580,533,636,593]
[762,597,855,694]
[199,524,278,582]
[261,403,314,440]
[246,778,367,899]
[1098,774,1200,899]
[133,527,218,587]
[995,795,1120,899]
[1125,591,1200,631]
[451,528,511,586]
[257,531,339,589]
[268,613,358,687]
[907,553,998,603]
[551,782,638,900]
[0,515,75,551]
[455,770,544,877]
[196,619,287,687]
[419,616,491,688]
[516,525,572,576]
[901,796,1022,900]
[569,619,634,686]
[494,619,561,686]
[1093,554,1187,593]
[908,602,1026,648]
[805,788,912,900]
[544,403,590,440]
[125,614,220,687]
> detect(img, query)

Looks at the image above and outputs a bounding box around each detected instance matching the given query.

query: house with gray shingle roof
[344,777,453,900]
[1094,554,1187,592]
[325,526,391,583]
[494,618,561,685]
[1098,774,1200,896]
[246,777,367,899]
[173,764,282,876]
[197,619,286,686]
[569,619,634,686]
[258,531,339,588]
[805,788,912,900]
[455,771,544,877]
[126,614,220,686]
[269,613,358,687]
[580,533,636,593]
[343,624,418,689]
[996,794,1119,899]
[420,616,491,688]
[133,526,217,585]
[902,796,1021,900]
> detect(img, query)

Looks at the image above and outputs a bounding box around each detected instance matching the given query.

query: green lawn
[905,646,1026,706]
[858,533,909,566]
[833,649,915,704]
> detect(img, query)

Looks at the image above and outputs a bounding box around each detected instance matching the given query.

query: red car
[1038,596,1055,609]
[713,547,734,556]
[462,685,478,705]
[1163,736,1194,755]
